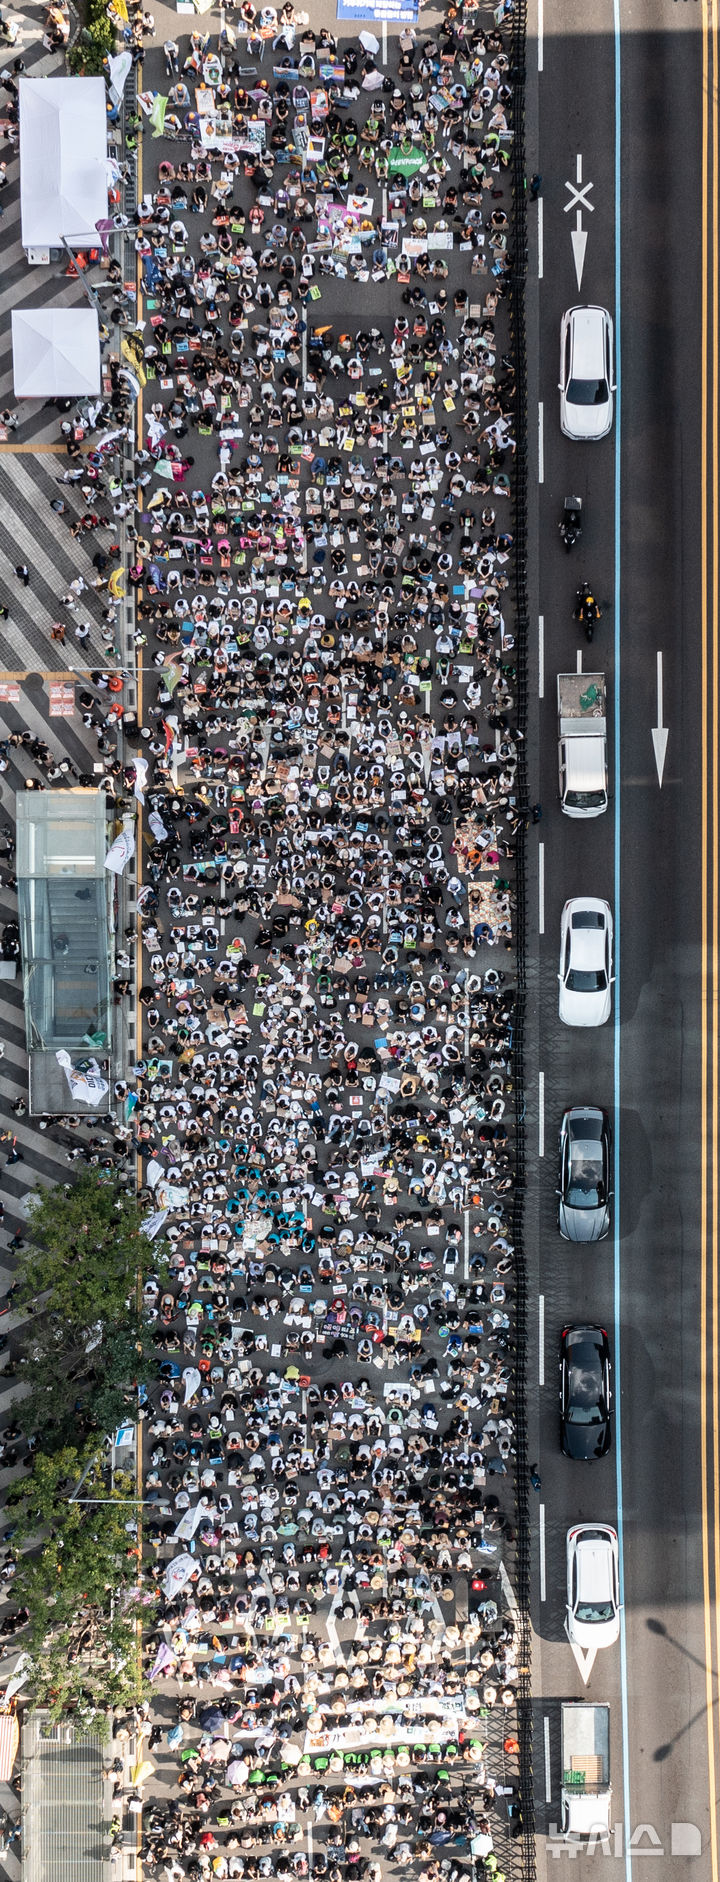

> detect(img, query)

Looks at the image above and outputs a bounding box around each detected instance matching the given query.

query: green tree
[18,1173,153,1326]
[14,1174,164,1450]
[67,0,115,75]
[7,1447,149,1728]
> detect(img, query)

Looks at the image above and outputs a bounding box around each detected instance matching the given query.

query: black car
[559,1323,612,1460]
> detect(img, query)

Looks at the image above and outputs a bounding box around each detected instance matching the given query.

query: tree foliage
[18,1173,153,1326]
[14,1174,163,1451]
[67,0,115,75]
[8,1447,149,1728]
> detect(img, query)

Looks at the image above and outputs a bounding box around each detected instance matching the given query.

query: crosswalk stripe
[0,263,87,326]
[0,693,101,774]
[0,458,116,668]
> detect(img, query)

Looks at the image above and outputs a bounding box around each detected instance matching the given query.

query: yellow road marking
[702,0,720,1874]
[0,442,80,454]
[134,69,145,1882]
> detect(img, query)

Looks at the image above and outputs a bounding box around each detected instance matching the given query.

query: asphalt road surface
[524,0,714,1875]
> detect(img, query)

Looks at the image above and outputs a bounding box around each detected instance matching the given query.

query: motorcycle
[574,581,602,643]
[559,493,582,552]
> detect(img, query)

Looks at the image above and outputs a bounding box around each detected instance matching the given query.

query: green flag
[388,143,425,177]
[149,92,168,137]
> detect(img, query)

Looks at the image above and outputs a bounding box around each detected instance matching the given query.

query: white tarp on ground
[12,308,101,397]
[19,74,108,248]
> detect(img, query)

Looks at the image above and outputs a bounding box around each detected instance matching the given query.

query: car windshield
[566,791,606,809]
[566,968,606,992]
[575,1599,614,1622]
[567,1146,604,1208]
[567,377,608,407]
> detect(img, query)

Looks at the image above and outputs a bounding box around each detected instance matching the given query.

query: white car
[566,1523,620,1648]
[559,306,615,441]
[558,897,613,1027]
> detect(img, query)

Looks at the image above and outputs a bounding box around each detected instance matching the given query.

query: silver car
[558,1106,611,1242]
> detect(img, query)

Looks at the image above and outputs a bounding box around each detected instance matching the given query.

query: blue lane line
[613,0,633,1874]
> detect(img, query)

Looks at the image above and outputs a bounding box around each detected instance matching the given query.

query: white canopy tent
[11,309,101,398]
[19,75,108,250]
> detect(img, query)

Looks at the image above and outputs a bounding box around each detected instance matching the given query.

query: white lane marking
[544,1715,552,1802]
[576,646,583,673]
[576,152,582,185]
[565,175,594,214]
[539,1502,546,1602]
[651,648,669,785]
[538,1070,545,1158]
[566,1632,599,1686]
[463,1208,469,1281]
[537,193,543,278]
[538,612,544,697]
[499,1559,519,1614]
[538,1293,545,1384]
[571,212,588,290]
[538,401,544,483]
[382,19,387,63]
[537,0,543,70]
[538,840,545,934]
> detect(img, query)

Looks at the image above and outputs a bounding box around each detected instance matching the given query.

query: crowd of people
[0,0,528,1874]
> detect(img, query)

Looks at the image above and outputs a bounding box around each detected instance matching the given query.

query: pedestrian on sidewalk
[14,564,28,586]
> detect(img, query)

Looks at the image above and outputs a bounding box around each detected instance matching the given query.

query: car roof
[568,306,607,375]
[575,1533,615,1602]
[568,926,606,971]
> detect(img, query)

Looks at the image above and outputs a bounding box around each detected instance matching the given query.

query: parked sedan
[559,1324,612,1460]
[558,897,613,1027]
[559,305,615,441]
[558,1106,611,1242]
[566,1524,620,1648]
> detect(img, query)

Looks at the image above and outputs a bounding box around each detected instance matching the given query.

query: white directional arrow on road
[652,650,669,786]
[565,1626,599,1686]
[565,156,594,292]
[570,212,587,291]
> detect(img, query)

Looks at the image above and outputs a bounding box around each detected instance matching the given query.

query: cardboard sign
[49,682,75,718]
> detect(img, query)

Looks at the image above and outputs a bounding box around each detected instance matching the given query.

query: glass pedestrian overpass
[15,791,113,1115]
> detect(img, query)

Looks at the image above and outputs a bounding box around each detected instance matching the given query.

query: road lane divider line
[538,840,545,935]
[537,0,543,72]
[612,0,633,1874]
[576,648,582,673]
[537,194,543,279]
[539,1502,546,1603]
[711,0,720,1837]
[538,1070,545,1156]
[538,1293,545,1384]
[700,0,720,1871]
[543,1715,551,1801]
[538,401,544,483]
[538,613,544,697]
[705,0,720,1863]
